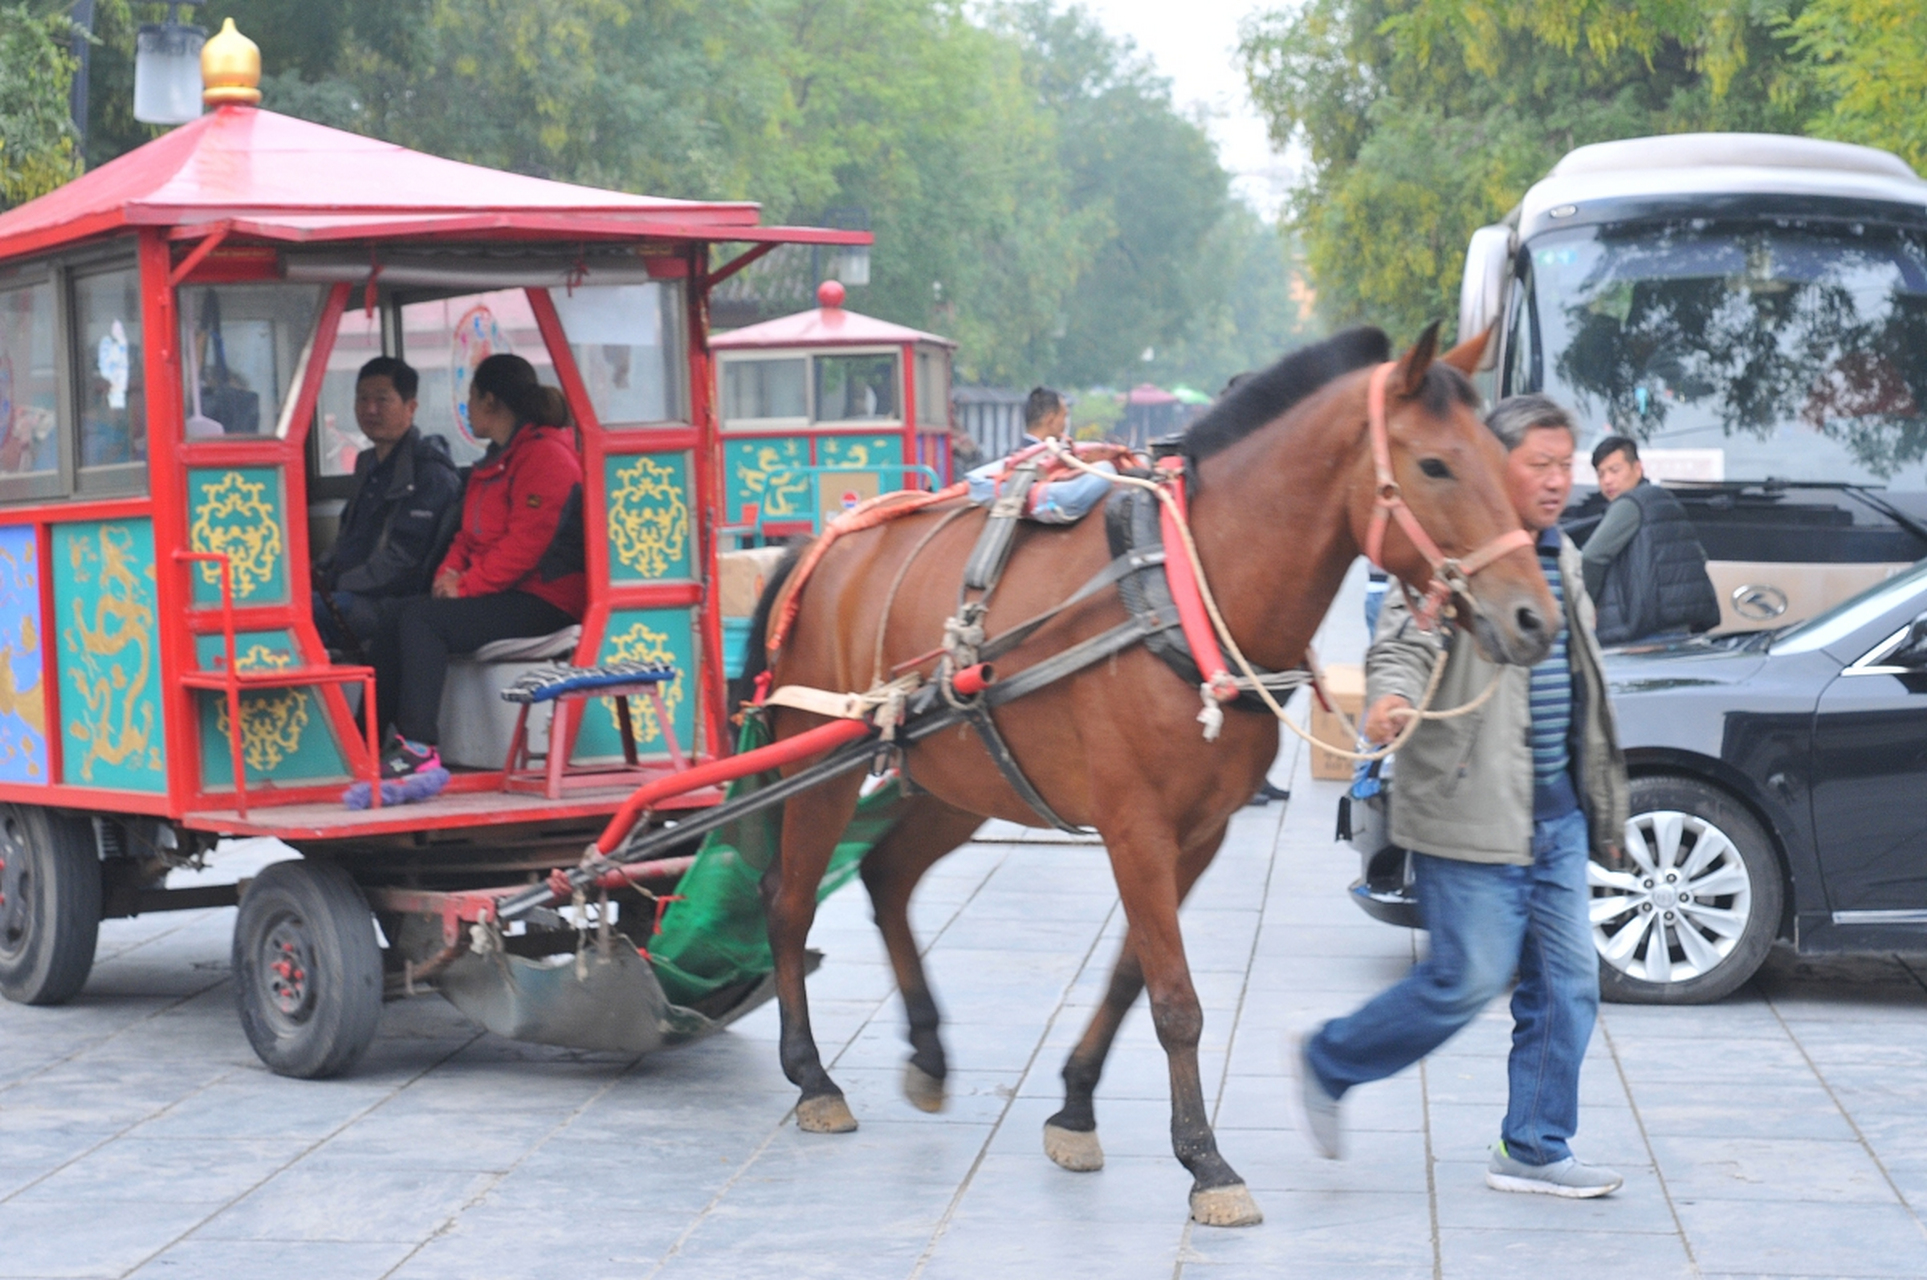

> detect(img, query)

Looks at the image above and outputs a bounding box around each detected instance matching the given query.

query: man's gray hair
[1485,394,1578,452]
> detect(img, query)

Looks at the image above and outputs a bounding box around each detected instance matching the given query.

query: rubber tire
[1596,775,1783,1005]
[0,806,102,1006]
[233,859,382,1078]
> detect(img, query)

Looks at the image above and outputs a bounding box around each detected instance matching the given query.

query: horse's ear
[1440,322,1494,375]
[1393,320,1442,398]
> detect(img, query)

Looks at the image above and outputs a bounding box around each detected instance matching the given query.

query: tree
[0,2,83,207]
[1239,0,1818,344]
[1784,0,1927,170]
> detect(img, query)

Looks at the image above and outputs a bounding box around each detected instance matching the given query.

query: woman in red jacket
[371,353,585,778]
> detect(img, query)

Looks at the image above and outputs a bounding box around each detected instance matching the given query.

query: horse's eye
[1418,458,1452,480]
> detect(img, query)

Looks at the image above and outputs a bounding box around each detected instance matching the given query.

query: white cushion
[471,625,581,664]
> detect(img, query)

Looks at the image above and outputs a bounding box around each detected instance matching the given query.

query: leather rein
[1361,360,1534,631]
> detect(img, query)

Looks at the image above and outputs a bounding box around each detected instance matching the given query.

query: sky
[1071,0,1298,217]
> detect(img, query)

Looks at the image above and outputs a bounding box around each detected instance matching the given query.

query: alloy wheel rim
[1589,809,1753,984]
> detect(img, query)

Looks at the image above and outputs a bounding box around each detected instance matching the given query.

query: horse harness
[760,359,1533,833]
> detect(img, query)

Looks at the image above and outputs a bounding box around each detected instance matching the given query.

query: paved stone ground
[7,747,1927,1279]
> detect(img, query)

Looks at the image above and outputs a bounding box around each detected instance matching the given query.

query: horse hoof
[1043,1122,1104,1172]
[796,1094,858,1133]
[903,1062,947,1113]
[1190,1183,1263,1228]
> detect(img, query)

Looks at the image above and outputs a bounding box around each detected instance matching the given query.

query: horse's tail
[726,540,808,739]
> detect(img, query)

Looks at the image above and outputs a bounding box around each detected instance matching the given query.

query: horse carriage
[0,25,1564,1231]
[0,34,876,1075]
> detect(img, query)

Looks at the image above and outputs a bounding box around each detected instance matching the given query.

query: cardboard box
[1308,662,1367,781]
[718,546,791,618]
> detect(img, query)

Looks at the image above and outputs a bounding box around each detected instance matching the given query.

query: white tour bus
[1460,133,1927,631]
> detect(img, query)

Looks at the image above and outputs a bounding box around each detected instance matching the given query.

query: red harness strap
[1155,456,1239,704]
[1360,361,1534,629]
[764,483,969,658]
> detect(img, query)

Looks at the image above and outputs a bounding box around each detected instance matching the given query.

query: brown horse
[744,324,1555,1227]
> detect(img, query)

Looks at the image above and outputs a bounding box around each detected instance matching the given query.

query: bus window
[552,282,687,426]
[400,289,554,468]
[178,284,322,439]
[721,356,807,427]
[815,352,898,423]
[315,307,384,478]
[73,266,145,488]
[0,280,60,488]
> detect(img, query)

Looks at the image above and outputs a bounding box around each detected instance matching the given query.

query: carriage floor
[181,772,724,841]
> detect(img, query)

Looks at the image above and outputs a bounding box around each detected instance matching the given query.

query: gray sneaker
[1485,1141,1623,1198]
[1293,1034,1343,1160]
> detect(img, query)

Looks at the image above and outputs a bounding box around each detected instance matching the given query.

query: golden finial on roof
[201,18,262,106]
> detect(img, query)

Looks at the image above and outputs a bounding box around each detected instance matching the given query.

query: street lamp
[133,1,206,125]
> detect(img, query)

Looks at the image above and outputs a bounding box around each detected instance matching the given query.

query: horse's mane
[1182,327,1391,459]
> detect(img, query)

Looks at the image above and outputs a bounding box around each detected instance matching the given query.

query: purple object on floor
[342,766,450,811]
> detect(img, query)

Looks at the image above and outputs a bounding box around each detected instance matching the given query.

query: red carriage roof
[711,281,954,349]
[0,106,867,260]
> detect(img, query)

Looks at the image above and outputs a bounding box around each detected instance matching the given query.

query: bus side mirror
[1457,225,1515,372]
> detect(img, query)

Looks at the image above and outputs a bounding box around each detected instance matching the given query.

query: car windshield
[1773,558,1927,654]
[1510,219,1927,486]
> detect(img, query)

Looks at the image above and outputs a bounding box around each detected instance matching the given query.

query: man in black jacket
[1582,435,1720,645]
[313,357,462,650]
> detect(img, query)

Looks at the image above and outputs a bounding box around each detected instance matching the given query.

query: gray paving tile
[1648,1133,1895,1203]
[1181,1189,1434,1270]
[193,1157,495,1243]
[7,1137,308,1206]
[0,1198,218,1279]
[127,1240,416,1280]
[1631,1082,1858,1141]
[1437,1226,1694,1276]
[1675,1197,1927,1276]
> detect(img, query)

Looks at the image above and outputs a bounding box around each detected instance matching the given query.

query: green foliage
[0,1,83,207]
[1240,0,1824,345]
[1783,0,1927,170]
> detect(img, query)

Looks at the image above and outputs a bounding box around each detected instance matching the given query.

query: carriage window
[400,289,554,469]
[815,352,898,423]
[74,267,145,482]
[0,281,60,483]
[552,282,687,426]
[914,348,948,429]
[315,307,384,477]
[722,356,807,426]
[179,284,322,438]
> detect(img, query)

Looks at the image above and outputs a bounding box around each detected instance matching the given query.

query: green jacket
[1365,531,1629,865]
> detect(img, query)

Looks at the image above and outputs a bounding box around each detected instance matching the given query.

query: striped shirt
[1530,531,1579,819]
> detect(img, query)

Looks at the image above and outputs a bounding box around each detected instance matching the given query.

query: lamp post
[133,1,207,126]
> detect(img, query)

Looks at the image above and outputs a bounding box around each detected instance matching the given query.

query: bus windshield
[1509,219,1927,487]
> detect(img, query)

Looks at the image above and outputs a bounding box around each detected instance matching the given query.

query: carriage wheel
[0,806,102,1006]
[233,859,382,1078]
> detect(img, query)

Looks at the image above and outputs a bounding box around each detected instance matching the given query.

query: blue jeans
[1308,808,1599,1165]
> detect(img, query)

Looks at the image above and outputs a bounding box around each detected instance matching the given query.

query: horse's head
[1356,323,1557,666]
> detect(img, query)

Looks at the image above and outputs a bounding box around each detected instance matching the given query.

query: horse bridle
[1361,360,1535,631]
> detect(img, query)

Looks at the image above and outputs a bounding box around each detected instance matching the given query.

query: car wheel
[1588,775,1783,1004]
[233,859,382,1078]
[0,807,102,1006]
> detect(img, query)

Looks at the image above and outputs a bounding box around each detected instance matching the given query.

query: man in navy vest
[1582,436,1720,646]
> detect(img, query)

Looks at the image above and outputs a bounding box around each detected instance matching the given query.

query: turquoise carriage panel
[53,519,166,792]
[0,525,48,783]
[193,631,349,787]
[604,451,695,584]
[187,466,289,606]
[572,606,699,764]
[724,436,811,525]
